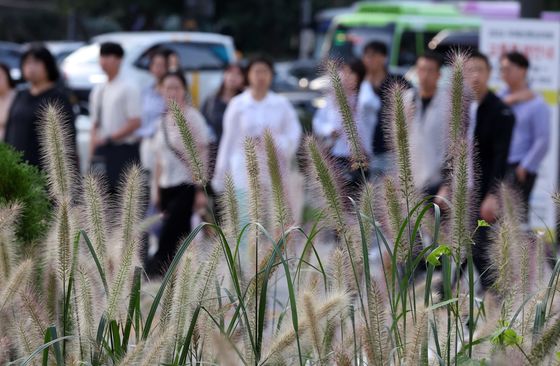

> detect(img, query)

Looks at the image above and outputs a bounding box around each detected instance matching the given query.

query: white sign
[480,19,560,233]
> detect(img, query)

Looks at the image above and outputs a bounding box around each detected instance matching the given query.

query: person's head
[245,55,274,92]
[340,58,366,93]
[99,42,124,77]
[220,64,245,96]
[466,51,491,99]
[149,48,169,82]
[167,50,181,72]
[0,63,15,94]
[361,41,388,74]
[416,51,443,95]
[500,51,529,88]
[162,71,189,104]
[20,43,59,85]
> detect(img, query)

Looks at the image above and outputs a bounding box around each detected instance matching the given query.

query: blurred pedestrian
[138,48,168,175]
[0,63,16,141]
[313,58,378,192]
[212,55,302,193]
[201,63,245,178]
[438,51,515,291]
[167,50,181,72]
[407,52,447,196]
[146,71,209,277]
[361,41,411,180]
[212,55,303,238]
[89,42,141,195]
[5,44,76,170]
[499,51,550,224]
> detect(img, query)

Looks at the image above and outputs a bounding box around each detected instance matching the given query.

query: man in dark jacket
[466,51,515,290]
[437,51,515,290]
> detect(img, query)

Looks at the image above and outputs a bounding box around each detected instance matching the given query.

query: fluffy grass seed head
[325,59,368,170]
[168,100,208,186]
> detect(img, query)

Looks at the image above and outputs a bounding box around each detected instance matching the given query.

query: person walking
[361,41,411,179]
[408,52,448,196]
[5,44,76,170]
[89,42,141,194]
[146,71,209,277]
[499,51,550,224]
[200,63,245,178]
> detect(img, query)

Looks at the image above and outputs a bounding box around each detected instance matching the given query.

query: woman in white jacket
[146,71,209,277]
[212,56,302,194]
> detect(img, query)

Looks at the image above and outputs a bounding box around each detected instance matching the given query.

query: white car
[61,31,236,172]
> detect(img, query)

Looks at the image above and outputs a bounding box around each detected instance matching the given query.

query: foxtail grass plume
[450,139,471,260]
[382,176,407,262]
[264,130,292,231]
[305,135,346,232]
[0,258,33,311]
[219,173,241,243]
[0,202,22,280]
[528,314,560,364]
[171,252,195,348]
[107,165,145,320]
[38,103,77,201]
[81,174,110,269]
[448,51,470,146]
[326,59,368,170]
[363,280,387,366]
[386,82,415,203]
[75,267,96,359]
[303,291,324,363]
[244,137,263,242]
[168,100,208,186]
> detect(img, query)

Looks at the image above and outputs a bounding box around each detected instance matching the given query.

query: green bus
[320,2,480,73]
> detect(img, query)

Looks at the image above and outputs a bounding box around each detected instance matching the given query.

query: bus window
[328,24,395,60]
[397,31,417,66]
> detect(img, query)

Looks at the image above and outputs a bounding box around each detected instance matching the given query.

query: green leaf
[491,326,522,346]
[426,245,452,266]
[477,219,490,228]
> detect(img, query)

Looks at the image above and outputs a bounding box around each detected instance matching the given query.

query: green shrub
[0,143,50,245]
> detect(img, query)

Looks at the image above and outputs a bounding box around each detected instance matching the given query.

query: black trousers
[506,162,537,223]
[146,183,196,277]
[91,142,140,195]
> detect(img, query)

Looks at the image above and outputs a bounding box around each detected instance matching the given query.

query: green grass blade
[80,229,109,296]
[122,266,142,350]
[178,305,202,364]
[22,333,72,366]
[142,223,205,340]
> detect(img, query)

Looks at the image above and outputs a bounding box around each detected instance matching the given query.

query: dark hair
[100,42,124,58]
[469,50,491,69]
[501,51,529,69]
[345,58,366,86]
[217,64,245,98]
[20,43,60,82]
[163,70,189,89]
[245,55,275,76]
[0,63,15,88]
[150,48,170,65]
[417,51,443,69]
[363,41,388,56]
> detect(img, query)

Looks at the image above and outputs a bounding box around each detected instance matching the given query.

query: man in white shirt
[89,42,142,194]
[408,51,448,196]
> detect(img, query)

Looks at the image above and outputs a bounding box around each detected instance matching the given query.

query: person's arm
[276,100,302,159]
[211,100,237,192]
[519,104,550,175]
[491,108,515,185]
[480,107,515,223]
